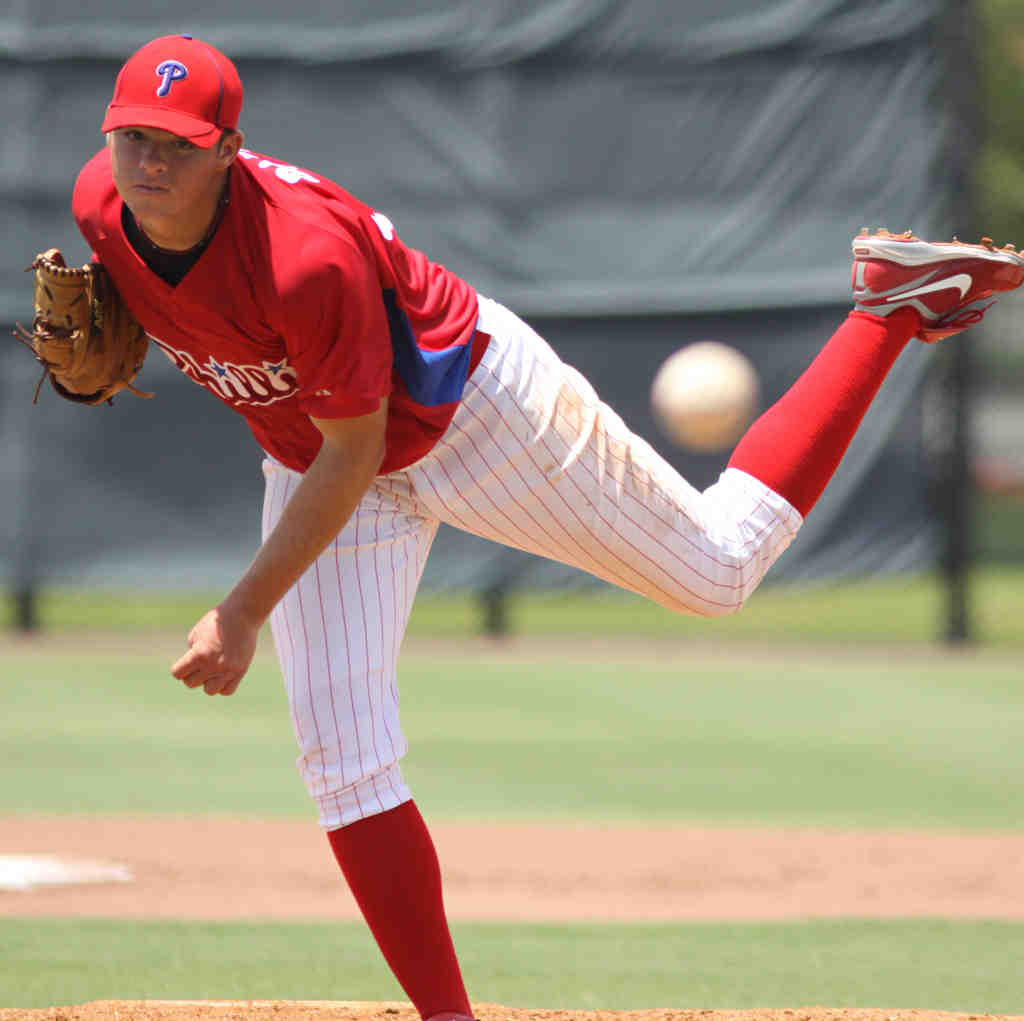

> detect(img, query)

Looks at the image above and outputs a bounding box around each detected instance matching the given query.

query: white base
[0,854,133,891]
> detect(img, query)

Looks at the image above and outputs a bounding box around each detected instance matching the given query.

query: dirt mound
[1,1003,1022,1021]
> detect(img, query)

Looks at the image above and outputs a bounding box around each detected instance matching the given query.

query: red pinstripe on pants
[262,295,802,829]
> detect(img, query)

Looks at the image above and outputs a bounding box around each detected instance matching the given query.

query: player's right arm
[172,188,398,696]
[171,401,388,695]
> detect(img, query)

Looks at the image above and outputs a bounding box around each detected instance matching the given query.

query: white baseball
[650,341,760,452]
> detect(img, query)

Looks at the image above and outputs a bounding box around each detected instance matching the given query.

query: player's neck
[134,173,230,253]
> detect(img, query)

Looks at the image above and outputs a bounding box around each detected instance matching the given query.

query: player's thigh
[261,460,439,818]
[403,298,798,615]
[402,300,696,589]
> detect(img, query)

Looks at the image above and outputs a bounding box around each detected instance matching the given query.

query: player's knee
[658,576,751,619]
[697,593,748,619]
[671,594,747,619]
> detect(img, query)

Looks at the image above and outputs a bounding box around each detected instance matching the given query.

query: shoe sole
[852,231,1024,269]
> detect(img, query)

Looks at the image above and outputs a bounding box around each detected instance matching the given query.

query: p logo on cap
[102,35,243,148]
[155,60,188,97]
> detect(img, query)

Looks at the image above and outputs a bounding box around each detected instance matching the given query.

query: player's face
[107,126,237,246]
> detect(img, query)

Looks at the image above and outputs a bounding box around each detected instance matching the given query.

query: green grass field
[4,919,1024,1013]
[11,565,1024,646]
[2,572,1023,1012]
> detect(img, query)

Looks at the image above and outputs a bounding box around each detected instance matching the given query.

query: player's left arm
[171,400,389,696]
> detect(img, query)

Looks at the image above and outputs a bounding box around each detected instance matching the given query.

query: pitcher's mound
[1,1004,1022,1021]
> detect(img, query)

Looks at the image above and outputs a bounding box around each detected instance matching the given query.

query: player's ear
[217,129,244,168]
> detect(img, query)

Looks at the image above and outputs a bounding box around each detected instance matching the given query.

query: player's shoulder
[235,149,384,291]
[235,149,375,249]
[73,148,112,195]
[72,148,118,233]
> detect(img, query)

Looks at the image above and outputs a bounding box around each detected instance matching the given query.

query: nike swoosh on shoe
[883,273,972,302]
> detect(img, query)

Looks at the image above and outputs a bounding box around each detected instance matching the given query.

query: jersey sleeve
[276,231,393,420]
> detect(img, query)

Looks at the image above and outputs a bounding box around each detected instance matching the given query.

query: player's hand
[171,603,261,696]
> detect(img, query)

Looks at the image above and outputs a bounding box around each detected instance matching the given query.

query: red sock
[727,308,920,517]
[327,800,470,1020]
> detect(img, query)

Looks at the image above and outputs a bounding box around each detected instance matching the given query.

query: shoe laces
[920,299,995,342]
[938,305,990,330]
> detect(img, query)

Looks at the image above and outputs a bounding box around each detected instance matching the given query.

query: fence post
[937,0,981,644]
[12,585,38,632]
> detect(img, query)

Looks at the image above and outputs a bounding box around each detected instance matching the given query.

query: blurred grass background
[6,564,1024,645]
[977,0,1024,249]
[2,584,1023,825]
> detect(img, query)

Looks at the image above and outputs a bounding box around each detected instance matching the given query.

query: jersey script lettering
[151,334,300,405]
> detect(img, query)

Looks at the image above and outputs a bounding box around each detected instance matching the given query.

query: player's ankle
[850,306,922,332]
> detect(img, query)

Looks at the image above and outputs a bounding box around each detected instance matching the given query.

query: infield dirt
[2,818,1024,922]
[2,818,1024,1021]
[2,1005,1024,1021]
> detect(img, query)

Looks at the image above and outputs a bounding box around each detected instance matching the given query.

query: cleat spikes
[852,229,1023,257]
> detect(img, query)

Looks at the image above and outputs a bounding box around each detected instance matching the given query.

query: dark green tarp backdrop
[0,1,970,595]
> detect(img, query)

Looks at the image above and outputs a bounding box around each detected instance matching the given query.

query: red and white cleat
[851,228,1024,342]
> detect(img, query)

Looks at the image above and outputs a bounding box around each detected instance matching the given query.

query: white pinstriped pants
[262,295,803,830]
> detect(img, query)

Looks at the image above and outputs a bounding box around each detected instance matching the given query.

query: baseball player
[57,33,1023,1021]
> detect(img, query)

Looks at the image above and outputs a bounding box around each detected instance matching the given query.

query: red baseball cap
[102,34,243,147]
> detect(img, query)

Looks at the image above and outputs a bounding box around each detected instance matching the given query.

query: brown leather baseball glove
[14,248,153,405]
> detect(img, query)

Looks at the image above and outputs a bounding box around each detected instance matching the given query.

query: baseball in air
[650,341,760,452]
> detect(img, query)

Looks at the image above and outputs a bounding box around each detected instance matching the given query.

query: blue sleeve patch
[384,289,474,406]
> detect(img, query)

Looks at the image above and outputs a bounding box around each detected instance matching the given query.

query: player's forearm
[222,439,384,626]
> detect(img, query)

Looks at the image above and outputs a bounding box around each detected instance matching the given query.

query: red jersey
[72,147,487,473]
